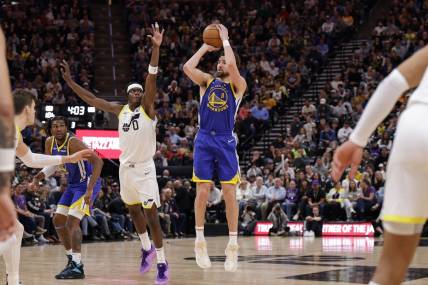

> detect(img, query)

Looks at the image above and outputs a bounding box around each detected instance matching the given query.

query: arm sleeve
[19,150,63,168]
[349,69,409,147]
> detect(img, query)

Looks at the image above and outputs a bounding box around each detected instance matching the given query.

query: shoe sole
[195,258,212,269]
[195,255,212,269]
[55,275,85,279]
[224,261,238,272]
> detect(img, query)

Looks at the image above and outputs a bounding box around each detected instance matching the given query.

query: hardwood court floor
[2,236,428,284]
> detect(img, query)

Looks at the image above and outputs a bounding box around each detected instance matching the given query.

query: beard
[215,70,229,78]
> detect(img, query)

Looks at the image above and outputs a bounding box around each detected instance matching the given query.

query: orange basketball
[203,24,222,48]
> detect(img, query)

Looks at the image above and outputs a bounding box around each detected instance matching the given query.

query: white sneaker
[38,235,49,243]
[195,240,211,269]
[224,244,239,272]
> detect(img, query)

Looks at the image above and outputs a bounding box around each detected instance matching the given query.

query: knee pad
[383,221,424,235]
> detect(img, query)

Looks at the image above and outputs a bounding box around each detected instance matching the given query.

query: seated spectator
[268,203,289,236]
[301,99,317,117]
[325,181,346,221]
[163,188,186,237]
[239,205,258,236]
[261,178,286,220]
[206,183,224,223]
[343,180,359,221]
[304,206,323,237]
[281,180,300,220]
[306,180,326,216]
[337,120,353,144]
[356,179,377,220]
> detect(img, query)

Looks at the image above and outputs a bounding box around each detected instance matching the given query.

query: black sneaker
[54,254,72,279]
[55,261,85,279]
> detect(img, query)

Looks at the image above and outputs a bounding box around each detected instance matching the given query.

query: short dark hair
[13,89,36,115]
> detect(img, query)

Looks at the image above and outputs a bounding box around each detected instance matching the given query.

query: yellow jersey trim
[192,171,212,183]
[15,125,22,143]
[49,137,54,154]
[220,172,241,185]
[382,215,426,224]
[124,201,143,206]
[201,78,215,98]
[229,82,239,99]
[54,133,70,153]
[69,196,90,216]
[118,105,128,119]
[139,106,154,121]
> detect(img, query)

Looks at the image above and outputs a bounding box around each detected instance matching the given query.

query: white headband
[127,83,143,93]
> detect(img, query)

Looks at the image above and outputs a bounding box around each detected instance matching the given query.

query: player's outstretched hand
[60,60,72,83]
[0,193,17,241]
[331,141,363,182]
[216,24,229,41]
[147,22,164,47]
[65,149,94,164]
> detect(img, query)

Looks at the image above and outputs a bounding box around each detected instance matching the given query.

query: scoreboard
[39,104,97,129]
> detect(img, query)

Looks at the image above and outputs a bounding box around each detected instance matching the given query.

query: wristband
[148,65,158,74]
[223,40,230,47]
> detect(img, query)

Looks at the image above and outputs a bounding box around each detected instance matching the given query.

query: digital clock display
[39,104,97,129]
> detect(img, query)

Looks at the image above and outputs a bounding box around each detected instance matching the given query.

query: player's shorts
[119,159,160,209]
[56,179,102,219]
[192,129,240,184]
[381,103,428,225]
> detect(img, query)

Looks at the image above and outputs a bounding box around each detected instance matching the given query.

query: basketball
[203,24,222,48]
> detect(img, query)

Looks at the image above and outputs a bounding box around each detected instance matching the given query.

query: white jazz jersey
[118,105,157,164]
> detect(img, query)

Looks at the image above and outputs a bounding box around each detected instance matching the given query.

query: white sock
[72,253,82,265]
[65,249,72,256]
[155,247,166,264]
[228,232,238,246]
[139,231,152,251]
[195,227,205,242]
[368,282,381,285]
[4,222,23,285]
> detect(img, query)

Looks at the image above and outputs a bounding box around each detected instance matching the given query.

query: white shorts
[119,159,160,209]
[381,103,428,225]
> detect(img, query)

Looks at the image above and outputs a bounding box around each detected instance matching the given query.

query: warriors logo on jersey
[208,86,229,112]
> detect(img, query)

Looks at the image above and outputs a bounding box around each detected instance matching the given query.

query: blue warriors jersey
[199,78,242,133]
[50,132,93,185]
[192,78,242,184]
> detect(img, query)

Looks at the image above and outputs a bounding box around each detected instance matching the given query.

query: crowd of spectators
[126,0,369,162]
[236,0,428,236]
[2,0,95,106]
[14,0,428,245]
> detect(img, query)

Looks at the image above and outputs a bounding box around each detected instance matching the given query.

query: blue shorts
[58,179,101,216]
[192,130,240,184]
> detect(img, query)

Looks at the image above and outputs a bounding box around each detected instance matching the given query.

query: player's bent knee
[53,213,68,227]
[383,221,424,235]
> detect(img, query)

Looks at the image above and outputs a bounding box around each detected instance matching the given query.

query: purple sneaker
[140,245,156,274]
[155,262,169,285]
